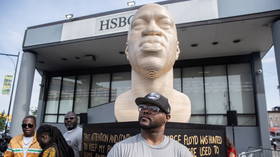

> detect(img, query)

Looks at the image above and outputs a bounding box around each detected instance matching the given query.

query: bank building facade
[10,0,280,154]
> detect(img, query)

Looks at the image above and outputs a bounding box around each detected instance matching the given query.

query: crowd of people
[3,112,82,157]
[2,92,195,157]
[1,92,238,157]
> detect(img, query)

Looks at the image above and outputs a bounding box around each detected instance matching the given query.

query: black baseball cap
[135,92,171,114]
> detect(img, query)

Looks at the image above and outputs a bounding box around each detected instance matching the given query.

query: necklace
[23,137,33,146]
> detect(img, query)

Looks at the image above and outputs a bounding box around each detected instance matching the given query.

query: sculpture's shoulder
[115,91,132,103]
[168,89,191,122]
[172,89,191,104]
[114,89,192,122]
[114,90,139,122]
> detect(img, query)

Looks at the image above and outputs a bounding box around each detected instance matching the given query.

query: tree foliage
[0,112,7,132]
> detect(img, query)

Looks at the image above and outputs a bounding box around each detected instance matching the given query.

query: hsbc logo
[98,15,134,31]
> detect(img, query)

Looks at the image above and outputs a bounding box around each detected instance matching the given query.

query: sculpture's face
[126,4,180,78]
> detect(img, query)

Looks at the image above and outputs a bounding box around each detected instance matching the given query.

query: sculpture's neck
[131,69,174,96]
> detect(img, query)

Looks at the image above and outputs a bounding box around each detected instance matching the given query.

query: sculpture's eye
[132,19,146,30]
[158,18,173,30]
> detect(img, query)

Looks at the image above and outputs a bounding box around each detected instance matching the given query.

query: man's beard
[65,124,76,130]
[139,120,163,130]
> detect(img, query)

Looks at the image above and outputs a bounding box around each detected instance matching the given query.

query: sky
[0,0,279,115]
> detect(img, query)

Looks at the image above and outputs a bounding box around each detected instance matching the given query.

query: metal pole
[0,52,20,133]
[0,53,18,57]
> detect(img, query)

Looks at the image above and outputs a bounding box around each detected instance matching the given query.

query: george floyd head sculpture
[114,3,191,122]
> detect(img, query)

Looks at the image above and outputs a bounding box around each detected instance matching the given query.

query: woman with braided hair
[36,125,74,157]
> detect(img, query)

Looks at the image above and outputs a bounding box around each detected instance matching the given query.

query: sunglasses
[21,123,34,129]
[138,104,162,114]
[64,117,75,121]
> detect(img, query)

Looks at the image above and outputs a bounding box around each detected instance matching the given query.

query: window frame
[42,55,257,125]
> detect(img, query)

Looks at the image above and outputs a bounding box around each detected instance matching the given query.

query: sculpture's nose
[142,20,162,36]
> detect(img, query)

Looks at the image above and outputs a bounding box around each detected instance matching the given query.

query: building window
[181,63,255,126]
[43,62,256,125]
[91,74,110,107]
[44,77,62,123]
[205,65,228,115]
[44,115,57,123]
[207,115,227,125]
[228,63,255,125]
[74,75,90,114]
[59,76,75,114]
[228,64,255,113]
[182,67,205,123]
[238,115,256,126]
[190,115,205,124]
[110,72,131,102]
[174,68,181,91]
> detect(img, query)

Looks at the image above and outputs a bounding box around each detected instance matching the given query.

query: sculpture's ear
[175,41,180,60]
[125,42,129,60]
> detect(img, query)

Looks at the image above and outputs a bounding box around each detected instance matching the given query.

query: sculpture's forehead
[134,4,172,20]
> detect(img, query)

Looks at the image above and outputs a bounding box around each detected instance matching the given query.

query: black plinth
[83,122,226,157]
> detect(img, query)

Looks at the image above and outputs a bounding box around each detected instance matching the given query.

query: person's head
[37,125,74,156]
[135,92,171,130]
[21,115,36,137]
[36,125,52,149]
[64,112,78,131]
[125,3,180,78]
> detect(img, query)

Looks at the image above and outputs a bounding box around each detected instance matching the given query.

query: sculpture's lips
[139,39,164,47]
[140,39,164,52]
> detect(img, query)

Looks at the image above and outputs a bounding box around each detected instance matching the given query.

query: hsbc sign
[99,15,134,31]
[60,0,218,42]
[95,10,136,35]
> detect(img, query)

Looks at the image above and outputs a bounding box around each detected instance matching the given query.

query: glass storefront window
[58,115,65,123]
[59,76,75,114]
[174,68,181,91]
[43,62,256,126]
[205,65,228,114]
[237,115,256,126]
[45,77,62,114]
[111,72,131,102]
[91,74,110,107]
[183,67,204,114]
[228,63,255,114]
[74,75,90,114]
[44,115,57,123]
[189,115,205,124]
[207,115,227,125]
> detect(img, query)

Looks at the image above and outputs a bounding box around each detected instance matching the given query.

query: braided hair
[37,125,74,157]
